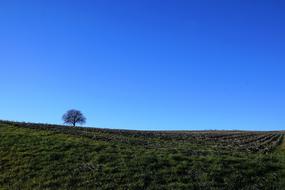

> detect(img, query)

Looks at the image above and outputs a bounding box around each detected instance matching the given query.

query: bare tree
[62,109,86,127]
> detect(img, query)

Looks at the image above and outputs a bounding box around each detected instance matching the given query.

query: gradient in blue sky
[0,0,284,130]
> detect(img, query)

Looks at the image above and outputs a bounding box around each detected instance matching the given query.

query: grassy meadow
[0,121,284,190]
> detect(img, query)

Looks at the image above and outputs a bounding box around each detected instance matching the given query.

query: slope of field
[0,121,284,190]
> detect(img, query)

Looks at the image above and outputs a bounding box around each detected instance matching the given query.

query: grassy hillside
[0,121,284,190]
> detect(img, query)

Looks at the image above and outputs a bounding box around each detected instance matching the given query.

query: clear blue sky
[0,0,284,130]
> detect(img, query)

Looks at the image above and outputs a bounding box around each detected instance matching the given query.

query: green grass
[275,136,285,188]
[0,122,284,190]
